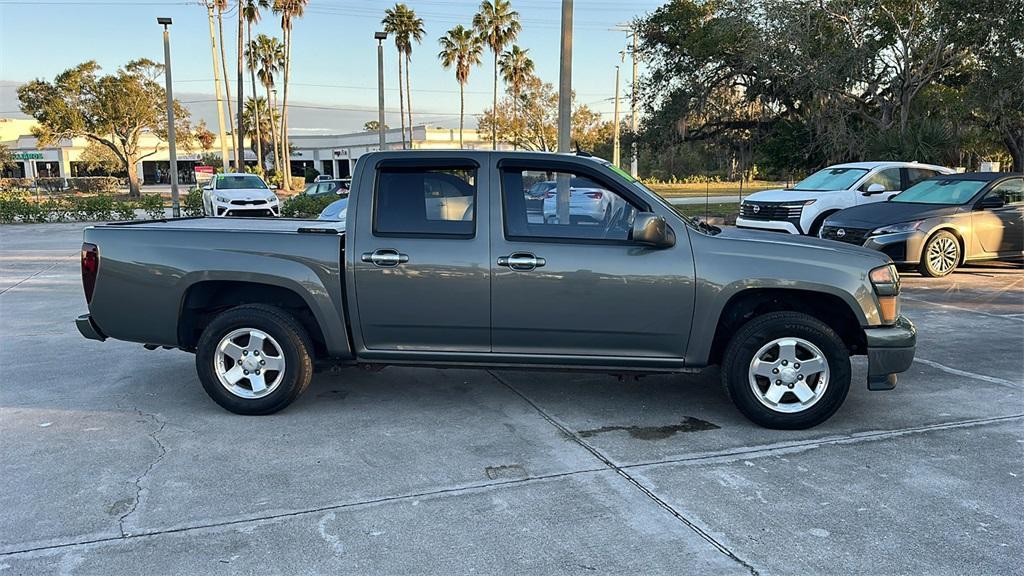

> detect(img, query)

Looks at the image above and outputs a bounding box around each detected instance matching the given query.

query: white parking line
[902,295,1024,322]
[914,357,1022,389]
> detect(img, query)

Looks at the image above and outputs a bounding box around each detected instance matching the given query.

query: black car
[820,172,1023,277]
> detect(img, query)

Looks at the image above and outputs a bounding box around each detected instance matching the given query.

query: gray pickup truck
[76,151,916,429]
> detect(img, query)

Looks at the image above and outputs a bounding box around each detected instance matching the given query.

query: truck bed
[83,216,351,358]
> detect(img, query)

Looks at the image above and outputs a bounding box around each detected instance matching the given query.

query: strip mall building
[1,118,504,184]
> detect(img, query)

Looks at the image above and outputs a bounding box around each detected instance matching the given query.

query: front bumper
[863,315,916,390]
[735,217,800,234]
[212,199,280,217]
[862,231,928,265]
[76,313,106,341]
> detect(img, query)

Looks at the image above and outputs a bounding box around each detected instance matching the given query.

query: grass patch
[671,202,741,221]
[647,180,786,197]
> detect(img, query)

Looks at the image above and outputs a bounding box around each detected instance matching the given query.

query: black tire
[918,230,960,277]
[807,211,836,236]
[195,304,314,415]
[721,311,851,429]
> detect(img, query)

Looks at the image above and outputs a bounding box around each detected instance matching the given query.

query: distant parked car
[539,176,623,225]
[738,161,954,235]
[202,173,280,217]
[820,172,1024,277]
[302,178,350,198]
[317,196,348,223]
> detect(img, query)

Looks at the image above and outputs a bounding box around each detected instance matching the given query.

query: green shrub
[41,197,72,222]
[138,194,165,219]
[183,188,205,217]
[280,193,336,218]
[72,194,114,221]
[0,178,33,190]
[113,199,137,221]
[66,176,123,193]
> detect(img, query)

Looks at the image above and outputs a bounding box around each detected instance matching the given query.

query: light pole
[205,3,230,173]
[158,17,180,218]
[375,31,387,149]
[556,0,574,224]
[612,63,621,167]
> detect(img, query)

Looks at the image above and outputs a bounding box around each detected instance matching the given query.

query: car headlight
[869,264,900,324]
[268,195,279,204]
[871,221,922,235]
[215,195,229,203]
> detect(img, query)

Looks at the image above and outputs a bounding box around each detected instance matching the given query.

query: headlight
[268,195,279,204]
[215,195,229,203]
[781,199,817,208]
[871,221,922,235]
[869,264,900,324]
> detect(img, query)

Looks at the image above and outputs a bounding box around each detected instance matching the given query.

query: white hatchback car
[202,173,280,218]
[737,161,954,235]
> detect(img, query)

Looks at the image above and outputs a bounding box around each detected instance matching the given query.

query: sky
[0,0,664,134]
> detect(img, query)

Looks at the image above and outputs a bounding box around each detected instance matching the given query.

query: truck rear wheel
[195,304,314,415]
[721,311,851,429]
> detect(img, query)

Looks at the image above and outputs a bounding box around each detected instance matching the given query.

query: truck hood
[823,202,960,228]
[743,188,833,203]
[213,188,277,200]
[714,226,889,263]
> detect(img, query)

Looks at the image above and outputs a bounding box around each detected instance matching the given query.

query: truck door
[350,157,490,352]
[490,159,695,361]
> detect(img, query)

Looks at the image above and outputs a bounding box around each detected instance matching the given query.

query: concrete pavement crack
[0,258,69,296]
[117,409,168,538]
[0,467,607,558]
[487,370,761,576]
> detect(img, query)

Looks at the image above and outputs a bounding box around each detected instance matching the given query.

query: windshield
[216,175,268,190]
[792,167,869,191]
[891,178,986,205]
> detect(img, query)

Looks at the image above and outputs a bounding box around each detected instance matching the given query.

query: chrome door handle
[361,249,409,267]
[497,252,546,271]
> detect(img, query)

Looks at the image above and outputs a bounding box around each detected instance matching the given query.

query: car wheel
[195,304,314,415]
[918,230,960,277]
[807,211,835,236]
[721,311,851,429]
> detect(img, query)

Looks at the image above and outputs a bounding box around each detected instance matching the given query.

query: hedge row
[280,193,337,218]
[0,190,165,223]
[0,176,126,193]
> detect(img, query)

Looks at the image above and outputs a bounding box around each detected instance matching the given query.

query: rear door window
[860,168,902,192]
[905,168,939,188]
[373,167,476,237]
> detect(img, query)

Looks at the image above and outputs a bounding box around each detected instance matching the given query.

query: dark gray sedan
[820,172,1023,276]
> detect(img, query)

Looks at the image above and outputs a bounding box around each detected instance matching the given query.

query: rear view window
[374,167,476,236]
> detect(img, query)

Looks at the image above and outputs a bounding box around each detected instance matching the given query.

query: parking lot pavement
[1,223,1021,575]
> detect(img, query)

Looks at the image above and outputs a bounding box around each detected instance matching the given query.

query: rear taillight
[81,243,99,303]
[585,191,603,199]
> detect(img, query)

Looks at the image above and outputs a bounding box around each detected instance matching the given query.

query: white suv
[202,173,280,217]
[737,161,954,235]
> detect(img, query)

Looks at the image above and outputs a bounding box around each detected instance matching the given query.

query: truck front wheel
[195,304,314,415]
[721,311,851,429]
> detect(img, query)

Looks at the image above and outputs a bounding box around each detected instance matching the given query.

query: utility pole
[206,2,230,173]
[630,28,639,177]
[612,60,621,167]
[236,1,245,171]
[159,17,180,218]
[375,31,387,149]
[556,0,573,224]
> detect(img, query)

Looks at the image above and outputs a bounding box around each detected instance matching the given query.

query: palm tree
[401,9,425,146]
[473,0,521,149]
[213,0,237,166]
[241,0,269,172]
[250,34,285,174]
[382,4,412,149]
[272,0,308,190]
[243,96,280,163]
[499,45,534,150]
[439,26,483,148]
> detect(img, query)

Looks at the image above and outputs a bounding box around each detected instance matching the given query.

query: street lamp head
[157,17,172,26]
[374,31,388,40]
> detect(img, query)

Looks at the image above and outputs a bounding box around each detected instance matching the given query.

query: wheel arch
[921,225,967,265]
[705,288,866,366]
[178,280,330,357]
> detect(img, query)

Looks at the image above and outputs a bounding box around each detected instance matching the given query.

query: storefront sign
[12,152,43,160]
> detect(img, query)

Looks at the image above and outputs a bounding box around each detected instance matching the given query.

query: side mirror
[632,212,675,248]
[977,195,1004,210]
[863,183,886,195]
